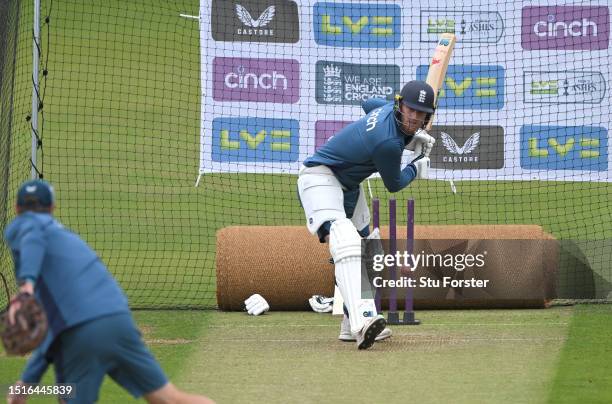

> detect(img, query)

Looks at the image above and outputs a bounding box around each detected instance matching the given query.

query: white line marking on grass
[145,338,194,345]
[208,322,569,328]
[209,337,566,343]
[429,323,567,326]
[390,336,567,342]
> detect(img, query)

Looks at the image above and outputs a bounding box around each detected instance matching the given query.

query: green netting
[1,1,610,308]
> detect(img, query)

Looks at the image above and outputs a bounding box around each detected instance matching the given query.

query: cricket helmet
[16,179,55,210]
[394,80,436,134]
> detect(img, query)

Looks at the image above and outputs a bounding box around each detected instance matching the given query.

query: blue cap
[16,179,55,209]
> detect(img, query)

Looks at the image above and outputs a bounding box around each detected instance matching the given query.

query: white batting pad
[329,218,377,334]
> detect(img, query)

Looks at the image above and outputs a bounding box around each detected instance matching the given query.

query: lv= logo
[528,137,600,158]
[220,129,291,151]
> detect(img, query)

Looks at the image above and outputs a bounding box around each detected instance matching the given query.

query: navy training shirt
[303,99,417,193]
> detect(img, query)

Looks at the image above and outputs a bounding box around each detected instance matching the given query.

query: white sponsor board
[199,0,612,182]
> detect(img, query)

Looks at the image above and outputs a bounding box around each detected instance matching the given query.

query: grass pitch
[3,306,611,403]
[179,308,572,404]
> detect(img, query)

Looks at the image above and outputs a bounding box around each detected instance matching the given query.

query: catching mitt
[1,293,48,356]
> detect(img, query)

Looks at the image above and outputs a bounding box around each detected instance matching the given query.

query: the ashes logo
[236,4,275,35]
[524,71,606,104]
[420,10,504,43]
[441,132,480,162]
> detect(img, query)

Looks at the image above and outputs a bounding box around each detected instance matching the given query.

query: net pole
[30,0,40,179]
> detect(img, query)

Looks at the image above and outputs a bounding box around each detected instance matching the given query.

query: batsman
[297,81,437,350]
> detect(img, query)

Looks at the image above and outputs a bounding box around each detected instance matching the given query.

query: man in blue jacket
[5,179,213,404]
[298,81,436,350]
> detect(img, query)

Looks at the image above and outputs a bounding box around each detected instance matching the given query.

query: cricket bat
[425,33,457,131]
[332,285,344,315]
[412,33,456,160]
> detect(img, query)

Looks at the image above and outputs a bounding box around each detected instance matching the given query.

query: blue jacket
[4,212,130,381]
[303,99,417,192]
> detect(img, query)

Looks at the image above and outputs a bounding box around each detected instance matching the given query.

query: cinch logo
[225,69,286,89]
[521,6,610,50]
[313,2,401,48]
[211,0,299,43]
[416,65,504,110]
[520,126,608,171]
[315,120,351,150]
[430,125,504,169]
[213,57,299,103]
[523,71,606,104]
[315,61,400,105]
[212,117,299,162]
[420,10,504,43]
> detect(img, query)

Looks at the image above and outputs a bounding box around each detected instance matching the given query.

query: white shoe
[338,315,392,342]
[338,315,354,341]
[375,327,392,341]
[357,315,387,350]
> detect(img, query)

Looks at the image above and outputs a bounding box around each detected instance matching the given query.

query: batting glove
[244,294,270,316]
[309,295,334,313]
[412,129,436,158]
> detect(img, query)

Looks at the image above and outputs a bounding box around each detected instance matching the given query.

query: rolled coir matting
[216,225,558,310]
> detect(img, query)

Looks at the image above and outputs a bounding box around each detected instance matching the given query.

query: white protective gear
[298,165,370,234]
[244,294,269,316]
[329,218,378,334]
[351,185,371,232]
[411,155,431,180]
[331,285,344,315]
[412,129,436,157]
[368,227,381,239]
[308,295,334,313]
[298,165,346,234]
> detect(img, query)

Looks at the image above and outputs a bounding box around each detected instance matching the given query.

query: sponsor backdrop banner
[199,0,611,181]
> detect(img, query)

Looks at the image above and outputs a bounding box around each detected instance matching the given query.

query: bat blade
[425,33,457,131]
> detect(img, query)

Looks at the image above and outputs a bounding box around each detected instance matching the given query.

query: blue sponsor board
[520,126,608,171]
[212,117,299,162]
[313,2,401,48]
[416,65,505,109]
